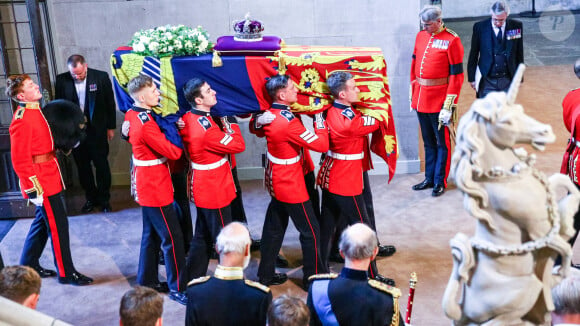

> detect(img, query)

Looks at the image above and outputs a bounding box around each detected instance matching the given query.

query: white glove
[176,118,185,130]
[29,196,43,207]
[256,111,276,127]
[121,121,130,137]
[438,109,452,126]
[314,113,326,129]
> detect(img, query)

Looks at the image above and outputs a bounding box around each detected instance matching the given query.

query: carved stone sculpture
[442,64,580,325]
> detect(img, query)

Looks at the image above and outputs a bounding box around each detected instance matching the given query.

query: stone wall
[47,0,422,182]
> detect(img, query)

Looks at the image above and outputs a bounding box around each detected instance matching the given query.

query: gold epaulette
[368,280,401,326]
[14,108,25,120]
[446,28,459,38]
[187,276,210,287]
[308,273,338,281]
[367,279,401,298]
[244,280,270,293]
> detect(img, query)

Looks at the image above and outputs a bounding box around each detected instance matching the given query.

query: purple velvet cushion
[214,35,282,56]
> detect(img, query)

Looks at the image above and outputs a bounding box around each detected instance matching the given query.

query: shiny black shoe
[169,290,188,305]
[58,272,94,286]
[275,254,289,268]
[250,239,261,251]
[412,179,434,191]
[377,245,396,257]
[146,282,169,293]
[101,202,112,213]
[432,184,445,197]
[81,201,95,213]
[260,273,288,286]
[31,265,57,278]
[375,274,396,287]
[572,263,580,270]
[329,251,345,263]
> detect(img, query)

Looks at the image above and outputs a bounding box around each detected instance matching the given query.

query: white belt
[132,156,167,167]
[327,150,364,161]
[192,157,228,170]
[267,152,301,165]
[572,138,580,147]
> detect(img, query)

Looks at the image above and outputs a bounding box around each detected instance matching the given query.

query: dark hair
[0,265,41,304]
[265,74,290,100]
[183,78,207,106]
[66,54,86,68]
[119,286,163,326]
[574,58,580,79]
[267,294,310,326]
[5,74,31,102]
[127,75,154,97]
[326,71,353,98]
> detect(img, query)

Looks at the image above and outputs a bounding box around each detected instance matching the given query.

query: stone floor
[1,12,580,326]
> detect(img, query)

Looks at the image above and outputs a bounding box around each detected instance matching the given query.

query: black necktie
[497,29,503,43]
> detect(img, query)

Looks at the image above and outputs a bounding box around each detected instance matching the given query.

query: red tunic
[411,27,464,113]
[126,107,182,207]
[180,109,245,209]
[9,102,63,198]
[317,103,379,196]
[561,88,580,184]
[262,104,328,203]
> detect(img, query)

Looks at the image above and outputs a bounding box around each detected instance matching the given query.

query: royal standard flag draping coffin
[110,45,398,181]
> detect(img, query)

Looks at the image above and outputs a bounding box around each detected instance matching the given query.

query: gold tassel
[278,54,287,75]
[212,51,223,68]
[280,38,286,48]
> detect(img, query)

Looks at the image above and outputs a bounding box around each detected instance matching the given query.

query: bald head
[339,223,378,260]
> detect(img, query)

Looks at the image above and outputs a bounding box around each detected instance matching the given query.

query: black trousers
[417,111,451,187]
[72,129,111,204]
[20,192,76,278]
[320,190,380,278]
[186,205,232,280]
[330,171,378,253]
[477,75,511,99]
[138,204,186,292]
[172,171,193,251]
[230,167,248,224]
[258,197,326,282]
[305,171,321,220]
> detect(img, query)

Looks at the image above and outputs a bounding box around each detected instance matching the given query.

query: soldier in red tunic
[6,74,93,286]
[179,78,246,280]
[560,59,580,266]
[316,71,394,286]
[410,5,464,197]
[251,74,328,287]
[124,75,187,305]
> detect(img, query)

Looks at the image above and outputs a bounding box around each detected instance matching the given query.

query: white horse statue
[442,64,580,325]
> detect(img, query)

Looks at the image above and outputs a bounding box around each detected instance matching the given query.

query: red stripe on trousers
[160,207,180,292]
[301,203,318,274]
[43,198,66,277]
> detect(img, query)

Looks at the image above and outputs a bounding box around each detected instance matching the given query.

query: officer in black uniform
[307,223,402,326]
[186,222,272,325]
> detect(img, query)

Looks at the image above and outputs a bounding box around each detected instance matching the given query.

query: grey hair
[339,223,378,260]
[552,274,580,314]
[267,294,310,326]
[216,222,251,255]
[326,71,353,98]
[419,5,442,23]
[490,1,510,16]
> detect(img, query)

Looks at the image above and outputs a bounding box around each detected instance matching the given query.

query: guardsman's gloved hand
[314,112,326,129]
[438,109,452,126]
[29,196,43,207]
[256,111,275,127]
[121,121,130,137]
